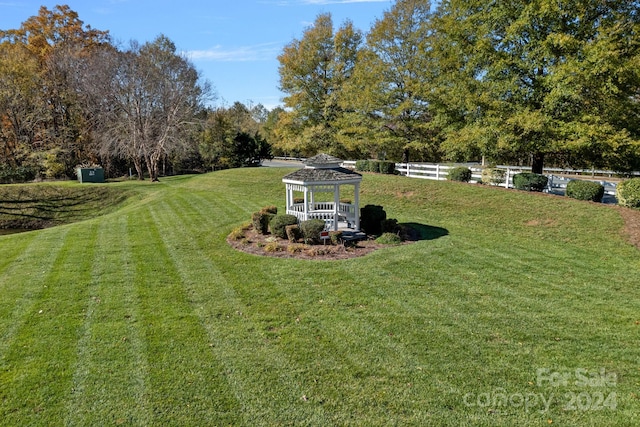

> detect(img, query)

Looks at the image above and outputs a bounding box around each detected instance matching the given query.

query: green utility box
[76,167,105,183]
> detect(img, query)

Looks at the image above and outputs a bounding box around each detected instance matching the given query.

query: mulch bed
[227,226,410,260]
[618,206,640,250]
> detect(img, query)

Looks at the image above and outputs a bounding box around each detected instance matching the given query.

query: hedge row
[355,160,396,174]
[513,172,548,192]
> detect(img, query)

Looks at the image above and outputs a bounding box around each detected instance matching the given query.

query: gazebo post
[354,182,360,231]
[333,184,340,231]
[303,187,309,221]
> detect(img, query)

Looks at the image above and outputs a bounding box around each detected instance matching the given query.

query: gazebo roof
[282,154,361,185]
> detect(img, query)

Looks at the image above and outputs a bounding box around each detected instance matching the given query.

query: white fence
[340,160,619,197]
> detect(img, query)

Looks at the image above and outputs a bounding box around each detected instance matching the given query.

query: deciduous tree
[430,0,640,172]
[339,0,437,162]
[276,14,363,157]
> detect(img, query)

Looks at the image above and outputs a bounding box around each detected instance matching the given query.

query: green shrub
[329,230,343,245]
[285,224,301,242]
[616,178,640,208]
[566,180,605,203]
[360,204,387,235]
[376,232,402,245]
[381,218,399,234]
[376,160,396,174]
[513,172,548,192]
[300,219,326,244]
[251,211,270,234]
[355,160,370,172]
[269,214,299,239]
[448,166,472,182]
[481,168,506,185]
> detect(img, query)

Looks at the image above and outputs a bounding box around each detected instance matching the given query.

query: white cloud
[184,42,282,62]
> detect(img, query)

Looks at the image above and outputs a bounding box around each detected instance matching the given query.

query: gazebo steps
[340,230,367,243]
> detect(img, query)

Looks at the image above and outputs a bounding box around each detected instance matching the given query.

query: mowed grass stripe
[0,227,71,363]
[127,203,241,424]
[147,195,333,425]
[0,223,98,424]
[0,231,38,275]
[66,215,152,426]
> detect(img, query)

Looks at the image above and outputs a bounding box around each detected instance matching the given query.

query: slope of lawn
[0,168,638,426]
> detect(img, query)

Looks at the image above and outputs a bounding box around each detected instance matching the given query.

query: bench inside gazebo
[282,154,362,232]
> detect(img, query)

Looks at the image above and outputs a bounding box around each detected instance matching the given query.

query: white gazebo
[283,154,362,231]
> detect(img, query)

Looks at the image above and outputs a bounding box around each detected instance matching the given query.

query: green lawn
[0,168,638,426]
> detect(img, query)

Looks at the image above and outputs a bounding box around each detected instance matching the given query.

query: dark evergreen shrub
[360,204,387,235]
[566,180,605,202]
[381,218,399,234]
[355,160,370,172]
[300,219,326,244]
[616,178,640,208]
[270,214,299,239]
[251,211,270,234]
[448,166,472,182]
[513,172,548,192]
[377,160,396,175]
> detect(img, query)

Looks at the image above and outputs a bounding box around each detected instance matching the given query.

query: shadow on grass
[400,222,449,241]
[0,185,129,230]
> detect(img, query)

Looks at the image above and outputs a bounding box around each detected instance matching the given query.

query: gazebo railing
[286,202,357,229]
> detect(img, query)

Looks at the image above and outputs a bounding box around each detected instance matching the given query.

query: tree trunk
[134,158,144,180]
[531,152,544,175]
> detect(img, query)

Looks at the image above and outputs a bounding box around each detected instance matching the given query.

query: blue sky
[0,0,396,109]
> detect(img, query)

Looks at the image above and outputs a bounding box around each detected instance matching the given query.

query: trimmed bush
[481,168,506,185]
[360,204,387,235]
[376,160,396,174]
[448,166,472,182]
[269,214,299,239]
[566,180,605,203]
[285,224,301,242]
[381,218,399,234]
[355,160,370,172]
[355,160,395,174]
[616,178,640,208]
[251,211,270,234]
[513,172,548,192]
[300,219,326,244]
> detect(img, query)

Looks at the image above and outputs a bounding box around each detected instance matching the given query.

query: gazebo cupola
[282,154,362,231]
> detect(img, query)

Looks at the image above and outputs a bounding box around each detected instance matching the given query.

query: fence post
[505,168,510,189]
[407,162,411,177]
[436,164,440,180]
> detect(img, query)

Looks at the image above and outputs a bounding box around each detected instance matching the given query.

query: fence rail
[340,160,619,197]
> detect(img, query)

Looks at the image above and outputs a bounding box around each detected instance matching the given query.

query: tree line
[2,1,640,182]
[0,5,272,182]
[274,0,640,173]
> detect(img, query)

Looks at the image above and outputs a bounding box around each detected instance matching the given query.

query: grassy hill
[0,168,638,426]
